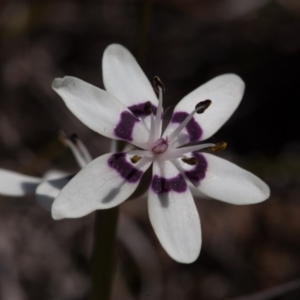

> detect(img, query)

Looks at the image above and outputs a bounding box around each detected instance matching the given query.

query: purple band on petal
[114,111,140,141]
[108,153,143,183]
[172,112,202,142]
[152,174,187,194]
[128,102,157,117]
[185,152,207,184]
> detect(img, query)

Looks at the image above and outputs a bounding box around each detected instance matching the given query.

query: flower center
[152,137,169,154]
[146,76,214,159]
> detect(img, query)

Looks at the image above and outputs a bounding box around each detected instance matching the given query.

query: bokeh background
[1,0,300,299]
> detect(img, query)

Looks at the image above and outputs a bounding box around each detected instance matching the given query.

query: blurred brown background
[1,0,300,299]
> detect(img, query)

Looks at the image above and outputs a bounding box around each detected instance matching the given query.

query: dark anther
[70,133,79,143]
[182,157,198,165]
[57,130,68,147]
[144,101,153,115]
[208,141,227,152]
[131,155,142,163]
[153,76,165,93]
[195,100,212,114]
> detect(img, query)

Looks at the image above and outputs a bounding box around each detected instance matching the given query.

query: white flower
[51,44,270,263]
[0,169,41,197]
[0,133,91,211]
[36,132,93,210]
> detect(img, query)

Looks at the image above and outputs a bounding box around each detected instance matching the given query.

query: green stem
[91,207,119,300]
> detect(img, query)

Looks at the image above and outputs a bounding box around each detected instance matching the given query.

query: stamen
[69,133,79,143]
[161,143,215,160]
[153,76,164,141]
[131,155,142,163]
[58,130,68,147]
[181,157,197,165]
[148,112,156,145]
[167,100,212,143]
[72,135,92,163]
[208,141,227,152]
[153,76,165,93]
[57,131,87,168]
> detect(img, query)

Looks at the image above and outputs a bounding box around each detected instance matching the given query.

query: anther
[153,76,165,93]
[58,130,68,147]
[144,101,153,115]
[131,155,142,163]
[168,100,212,144]
[208,141,227,152]
[182,157,198,165]
[70,133,79,144]
[57,131,88,168]
[195,100,212,114]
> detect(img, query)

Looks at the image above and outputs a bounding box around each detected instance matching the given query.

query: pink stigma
[152,138,169,154]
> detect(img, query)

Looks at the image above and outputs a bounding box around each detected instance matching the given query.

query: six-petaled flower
[51,44,270,263]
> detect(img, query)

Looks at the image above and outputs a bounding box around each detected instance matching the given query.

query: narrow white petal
[52,76,149,148]
[36,176,71,211]
[43,169,70,180]
[52,153,152,220]
[0,169,41,196]
[148,161,201,263]
[103,44,159,133]
[164,74,245,147]
[197,153,270,204]
[103,44,158,108]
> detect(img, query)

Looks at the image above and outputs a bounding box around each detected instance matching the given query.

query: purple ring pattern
[171,112,203,142]
[108,153,143,183]
[152,174,187,194]
[114,111,140,141]
[128,102,157,117]
[185,152,207,184]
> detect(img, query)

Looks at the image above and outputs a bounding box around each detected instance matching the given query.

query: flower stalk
[91,207,119,300]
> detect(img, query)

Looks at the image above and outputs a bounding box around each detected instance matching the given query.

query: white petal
[52,153,152,220]
[36,176,72,211]
[188,184,208,198]
[148,161,201,263]
[43,169,70,180]
[103,44,158,108]
[52,76,149,148]
[103,44,158,132]
[164,74,245,147]
[196,153,270,204]
[0,169,41,196]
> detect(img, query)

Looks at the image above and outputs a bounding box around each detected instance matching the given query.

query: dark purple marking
[152,174,187,194]
[108,153,143,183]
[171,112,202,142]
[185,152,207,184]
[128,102,157,117]
[114,111,140,141]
